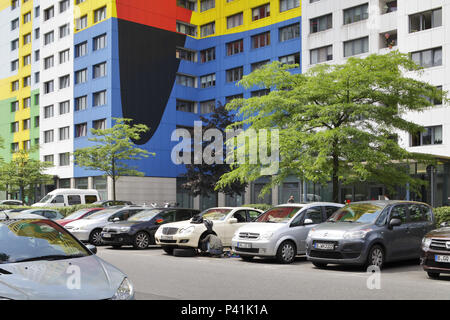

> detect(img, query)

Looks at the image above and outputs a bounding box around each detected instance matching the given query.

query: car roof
[276,202,343,208]
[346,200,432,207]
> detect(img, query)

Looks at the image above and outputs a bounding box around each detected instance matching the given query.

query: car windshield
[38,195,52,203]
[200,208,232,221]
[64,209,92,220]
[128,209,163,222]
[255,207,301,223]
[0,219,90,264]
[328,203,384,223]
[86,209,116,220]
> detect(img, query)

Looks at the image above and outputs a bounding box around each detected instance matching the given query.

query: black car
[94,200,134,207]
[101,208,200,249]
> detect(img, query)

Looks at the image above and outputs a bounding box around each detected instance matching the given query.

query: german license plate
[435,255,450,263]
[238,242,252,249]
[102,233,111,238]
[161,235,173,241]
[315,242,334,250]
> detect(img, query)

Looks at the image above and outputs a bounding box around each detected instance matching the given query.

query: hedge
[243,204,272,212]
[434,206,450,227]
[0,204,101,217]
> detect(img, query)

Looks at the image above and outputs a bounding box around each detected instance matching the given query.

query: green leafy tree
[73,118,154,201]
[217,51,447,202]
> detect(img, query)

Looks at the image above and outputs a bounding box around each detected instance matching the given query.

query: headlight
[343,229,372,239]
[233,231,240,239]
[178,226,195,235]
[260,232,273,240]
[422,237,432,248]
[307,228,317,239]
[110,278,134,300]
[119,227,130,232]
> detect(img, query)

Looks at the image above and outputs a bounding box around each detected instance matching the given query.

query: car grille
[234,248,259,254]
[309,250,343,259]
[238,232,260,240]
[160,239,177,243]
[162,227,179,235]
[430,239,450,251]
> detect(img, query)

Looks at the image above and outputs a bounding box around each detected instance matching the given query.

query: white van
[32,189,100,207]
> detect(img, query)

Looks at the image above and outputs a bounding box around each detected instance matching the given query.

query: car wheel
[312,262,328,269]
[133,232,150,250]
[162,247,174,255]
[276,241,296,264]
[89,229,103,246]
[427,272,440,279]
[112,245,122,249]
[366,245,384,269]
[173,248,197,257]
[241,256,254,262]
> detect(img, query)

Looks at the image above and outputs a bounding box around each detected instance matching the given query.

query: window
[35,49,40,61]
[411,47,442,68]
[59,49,70,64]
[390,205,407,223]
[11,18,19,30]
[200,22,215,37]
[23,97,31,108]
[34,28,40,39]
[23,11,31,24]
[200,73,215,88]
[59,0,69,13]
[12,0,18,10]
[75,42,87,57]
[93,34,107,51]
[225,94,243,104]
[176,74,196,88]
[75,69,87,84]
[59,75,70,89]
[177,0,196,11]
[200,0,214,12]
[310,45,333,64]
[11,39,19,51]
[310,14,332,33]
[344,3,368,25]
[11,101,19,112]
[11,80,19,91]
[344,37,369,57]
[408,204,425,222]
[280,0,299,12]
[251,60,270,71]
[34,94,39,105]
[68,195,81,205]
[253,3,270,21]
[11,143,19,153]
[59,126,70,140]
[44,105,54,118]
[176,22,197,36]
[176,47,196,62]
[11,59,19,71]
[280,53,300,65]
[35,5,40,17]
[75,96,87,111]
[94,6,107,23]
[411,125,443,146]
[76,0,85,4]
[76,15,87,30]
[23,76,31,87]
[227,12,243,29]
[93,62,107,78]
[44,6,54,21]
[44,80,54,94]
[226,66,243,82]
[252,31,270,49]
[23,54,31,66]
[59,100,70,114]
[279,23,300,42]
[176,100,196,113]
[23,33,31,45]
[200,47,215,63]
[23,140,31,151]
[382,1,397,14]
[11,122,19,133]
[75,123,87,137]
[59,153,70,166]
[93,119,106,130]
[200,100,215,114]
[44,55,54,69]
[409,8,442,33]
[44,31,54,45]
[226,39,244,56]
[251,89,270,97]
[59,23,70,38]
[23,119,30,130]
[93,90,107,106]
[34,116,39,127]
[44,130,54,143]
[44,155,54,164]
[432,86,443,105]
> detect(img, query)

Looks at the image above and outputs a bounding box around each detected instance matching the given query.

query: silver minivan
[231,203,344,263]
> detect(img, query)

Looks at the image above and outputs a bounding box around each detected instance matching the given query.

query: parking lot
[96,246,450,300]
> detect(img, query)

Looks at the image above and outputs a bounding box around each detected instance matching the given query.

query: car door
[406,203,429,257]
[176,209,193,222]
[224,210,248,245]
[50,195,65,207]
[247,210,262,222]
[384,204,411,260]
[290,206,323,254]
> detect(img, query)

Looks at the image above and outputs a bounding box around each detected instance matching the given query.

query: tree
[181,103,247,199]
[0,149,53,203]
[73,118,154,201]
[217,51,447,202]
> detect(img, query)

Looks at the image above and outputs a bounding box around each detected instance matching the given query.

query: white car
[231,203,344,264]
[154,207,263,254]
[65,206,146,245]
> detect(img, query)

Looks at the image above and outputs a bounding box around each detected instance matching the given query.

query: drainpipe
[406,182,410,201]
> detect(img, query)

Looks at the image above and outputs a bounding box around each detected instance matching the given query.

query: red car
[56,208,104,226]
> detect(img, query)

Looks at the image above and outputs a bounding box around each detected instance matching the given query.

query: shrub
[243,203,272,212]
[434,206,450,227]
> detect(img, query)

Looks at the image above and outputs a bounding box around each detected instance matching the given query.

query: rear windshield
[255,207,301,223]
[86,209,116,220]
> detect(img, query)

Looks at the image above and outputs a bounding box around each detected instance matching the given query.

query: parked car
[18,209,64,220]
[93,200,134,207]
[101,208,200,249]
[0,216,134,300]
[232,203,344,263]
[65,206,147,245]
[55,208,104,226]
[0,200,23,206]
[154,207,264,255]
[306,201,435,269]
[32,189,100,207]
[421,222,450,279]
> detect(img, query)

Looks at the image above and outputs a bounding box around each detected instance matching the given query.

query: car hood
[104,221,145,229]
[0,255,126,300]
[66,218,106,228]
[236,222,285,233]
[311,222,372,238]
[426,227,450,239]
[31,203,47,207]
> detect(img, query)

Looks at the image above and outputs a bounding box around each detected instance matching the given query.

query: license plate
[102,233,111,238]
[435,255,450,263]
[237,242,252,249]
[161,235,173,241]
[315,242,334,250]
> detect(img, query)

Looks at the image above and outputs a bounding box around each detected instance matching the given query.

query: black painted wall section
[117,19,187,144]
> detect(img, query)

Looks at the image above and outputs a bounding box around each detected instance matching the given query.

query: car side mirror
[389,218,402,228]
[440,222,449,228]
[229,218,238,224]
[113,217,120,222]
[303,218,314,225]
[86,244,97,255]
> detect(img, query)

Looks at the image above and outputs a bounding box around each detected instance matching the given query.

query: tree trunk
[112,156,116,202]
[19,185,24,203]
[332,140,340,203]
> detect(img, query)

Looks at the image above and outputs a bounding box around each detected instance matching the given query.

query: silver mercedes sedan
[0,214,134,300]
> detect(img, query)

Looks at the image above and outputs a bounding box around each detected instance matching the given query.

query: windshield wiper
[14,254,86,263]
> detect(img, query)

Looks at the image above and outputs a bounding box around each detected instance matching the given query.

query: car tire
[133,231,150,250]
[162,247,174,255]
[276,241,296,264]
[112,245,122,249]
[312,262,328,269]
[173,248,197,257]
[427,272,440,279]
[89,229,103,246]
[241,256,254,262]
[365,245,385,269]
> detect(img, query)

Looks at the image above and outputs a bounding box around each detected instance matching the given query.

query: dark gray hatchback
[306,201,435,269]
